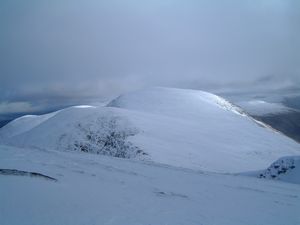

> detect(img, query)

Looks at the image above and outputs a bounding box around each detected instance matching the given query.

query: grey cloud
[0,101,42,114]
[0,0,299,114]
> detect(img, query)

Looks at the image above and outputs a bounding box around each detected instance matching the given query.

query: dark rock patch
[0,169,57,181]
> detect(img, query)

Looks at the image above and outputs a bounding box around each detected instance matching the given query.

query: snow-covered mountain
[1,87,300,225]
[1,87,299,173]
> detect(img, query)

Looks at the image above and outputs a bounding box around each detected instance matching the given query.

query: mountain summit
[1,87,299,173]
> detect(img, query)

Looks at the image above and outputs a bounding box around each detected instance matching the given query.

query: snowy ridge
[0,87,299,173]
[0,111,58,139]
[108,87,246,118]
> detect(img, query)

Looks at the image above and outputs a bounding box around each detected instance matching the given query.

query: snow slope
[0,144,299,225]
[0,87,299,173]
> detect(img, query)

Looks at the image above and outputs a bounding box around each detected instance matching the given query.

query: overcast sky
[0,0,299,117]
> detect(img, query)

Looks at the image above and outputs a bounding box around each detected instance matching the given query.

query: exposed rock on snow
[258,156,300,184]
[0,169,57,181]
[65,115,147,158]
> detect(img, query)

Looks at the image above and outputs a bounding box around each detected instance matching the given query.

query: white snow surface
[0,144,299,225]
[0,87,299,173]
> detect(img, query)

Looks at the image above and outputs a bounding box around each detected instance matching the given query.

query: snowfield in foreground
[0,144,300,225]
